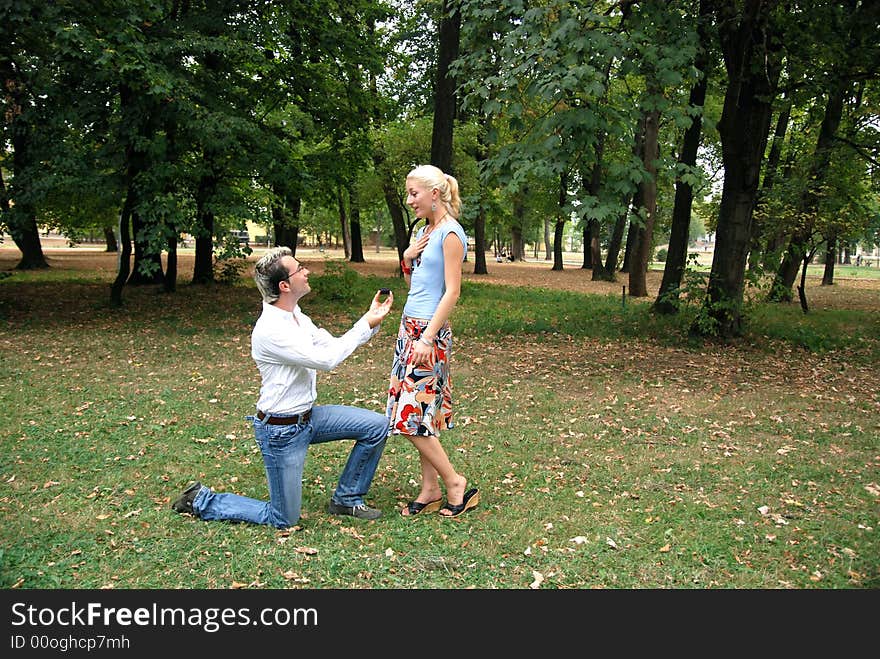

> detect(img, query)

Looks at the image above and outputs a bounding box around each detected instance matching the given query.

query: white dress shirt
[251,302,379,416]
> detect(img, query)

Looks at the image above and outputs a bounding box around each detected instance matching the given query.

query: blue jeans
[191,405,388,528]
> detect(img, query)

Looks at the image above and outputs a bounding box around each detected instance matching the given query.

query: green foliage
[211,232,253,285]
[655,248,668,262]
[214,258,248,286]
[3,0,392,279]
[310,259,364,304]
[653,256,770,338]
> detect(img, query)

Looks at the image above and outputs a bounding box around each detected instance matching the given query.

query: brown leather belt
[257,409,312,425]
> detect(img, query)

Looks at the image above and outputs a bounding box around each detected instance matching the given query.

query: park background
[2,2,879,590]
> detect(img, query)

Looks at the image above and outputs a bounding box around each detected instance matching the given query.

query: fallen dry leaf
[529,571,544,589]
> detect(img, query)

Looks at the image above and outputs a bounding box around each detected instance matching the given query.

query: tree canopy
[3,0,878,336]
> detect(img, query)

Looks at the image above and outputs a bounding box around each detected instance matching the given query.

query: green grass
[1,262,877,589]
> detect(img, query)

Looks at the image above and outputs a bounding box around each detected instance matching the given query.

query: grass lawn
[1,250,878,592]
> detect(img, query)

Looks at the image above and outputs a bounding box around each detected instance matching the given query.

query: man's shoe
[171,481,202,514]
[326,501,382,520]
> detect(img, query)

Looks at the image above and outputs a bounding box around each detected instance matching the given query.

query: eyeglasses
[287,262,306,279]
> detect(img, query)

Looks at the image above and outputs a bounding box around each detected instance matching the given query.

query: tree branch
[835,135,880,168]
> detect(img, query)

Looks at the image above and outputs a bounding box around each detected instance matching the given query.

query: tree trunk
[111,113,139,306]
[128,209,165,285]
[164,232,178,293]
[473,196,487,274]
[620,201,640,274]
[797,248,816,313]
[110,198,133,307]
[192,173,217,285]
[698,0,780,337]
[654,0,711,314]
[471,122,489,275]
[603,206,628,277]
[6,97,48,270]
[336,185,351,259]
[581,224,592,269]
[370,153,409,271]
[619,120,646,275]
[273,195,301,254]
[552,219,566,271]
[431,0,460,174]
[590,220,609,279]
[103,225,118,252]
[9,212,46,270]
[543,218,552,260]
[769,57,849,301]
[821,234,836,286]
[582,130,610,280]
[386,184,409,267]
[755,92,792,271]
[511,225,525,261]
[348,185,364,263]
[629,108,660,298]
[510,192,526,262]
[552,170,567,271]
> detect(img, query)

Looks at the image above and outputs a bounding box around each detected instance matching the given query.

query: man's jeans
[191,405,388,528]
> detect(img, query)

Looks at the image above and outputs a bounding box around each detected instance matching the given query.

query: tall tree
[654,0,713,313]
[625,0,696,298]
[431,0,460,174]
[768,0,880,302]
[697,0,782,337]
[1,0,61,269]
[753,87,794,271]
[628,106,661,297]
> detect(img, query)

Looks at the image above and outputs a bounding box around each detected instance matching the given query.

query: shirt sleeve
[259,313,375,371]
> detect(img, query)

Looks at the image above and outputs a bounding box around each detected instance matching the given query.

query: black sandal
[439,488,479,517]
[401,498,442,516]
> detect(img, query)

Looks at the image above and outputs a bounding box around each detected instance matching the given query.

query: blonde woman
[386,165,479,518]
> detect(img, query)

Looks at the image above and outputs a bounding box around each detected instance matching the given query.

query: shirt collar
[263,301,298,320]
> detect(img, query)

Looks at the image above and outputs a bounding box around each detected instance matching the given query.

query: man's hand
[363,289,394,328]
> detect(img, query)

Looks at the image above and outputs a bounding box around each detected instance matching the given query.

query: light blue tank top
[403,220,468,319]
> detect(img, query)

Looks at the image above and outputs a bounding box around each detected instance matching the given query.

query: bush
[215,258,248,285]
[312,259,361,303]
[655,248,668,262]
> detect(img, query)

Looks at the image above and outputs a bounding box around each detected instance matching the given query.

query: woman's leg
[407,435,467,506]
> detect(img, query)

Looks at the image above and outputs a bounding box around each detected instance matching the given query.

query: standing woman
[387,164,479,517]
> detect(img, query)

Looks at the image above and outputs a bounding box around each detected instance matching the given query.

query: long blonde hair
[407,165,461,219]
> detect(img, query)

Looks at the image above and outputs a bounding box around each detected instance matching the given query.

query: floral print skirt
[386,315,454,437]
